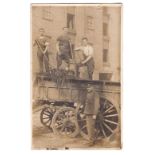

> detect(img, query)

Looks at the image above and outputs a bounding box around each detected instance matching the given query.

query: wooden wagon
[34,69,121,141]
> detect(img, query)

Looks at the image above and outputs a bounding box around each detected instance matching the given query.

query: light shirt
[78,45,94,57]
[38,36,49,47]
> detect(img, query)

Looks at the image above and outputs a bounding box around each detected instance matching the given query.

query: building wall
[32,5,121,82]
[108,7,121,82]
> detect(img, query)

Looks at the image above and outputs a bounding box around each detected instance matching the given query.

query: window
[42,7,53,21]
[102,7,107,14]
[103,22,108,36]
[87,16,94,30]
[103,49,109,63]
[67,13,75,30]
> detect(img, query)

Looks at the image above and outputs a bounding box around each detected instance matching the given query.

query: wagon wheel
[77,99,119,140]
[52,107,79,138]
[40,106,56,130]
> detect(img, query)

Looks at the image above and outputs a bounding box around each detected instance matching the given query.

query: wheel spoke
[104,105,114,114]
[104,119,118,125]
[56,123,63,129]
[99,123,106,137]
[60,124,65,132]
[47,120,51,126]
[44,118,51,124]
[102,121,113,133]
[49,119,52,127]
[104,114,118,118]
[42,116,50,119]
[44,110,51,114]
[43,113,51,117]
[52,107,80,137]
[81,124,86,130]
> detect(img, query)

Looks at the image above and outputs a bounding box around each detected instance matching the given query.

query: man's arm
[82,46,94,64]
[74,46,82,51]
[42,41,49,54]
[56,41,61,55]
[33,41,36,47]
[82,55,92,64]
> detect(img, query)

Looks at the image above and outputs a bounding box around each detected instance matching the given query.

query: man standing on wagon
[56,27,72,69]
[74,37,95,80]
[33,28,50,73]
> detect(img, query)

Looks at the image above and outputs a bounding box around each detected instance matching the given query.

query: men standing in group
[74,37,95,80]
[56,27,72,69]
[33,28,49,73]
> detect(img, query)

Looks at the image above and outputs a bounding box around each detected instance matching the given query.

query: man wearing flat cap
[56,27,72,69]
[33,28,49,73]
[84,84,97,144]
[74,37,95,80]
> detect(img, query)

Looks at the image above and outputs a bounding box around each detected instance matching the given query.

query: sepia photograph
[2,0,155,154]
[31,3,122,149]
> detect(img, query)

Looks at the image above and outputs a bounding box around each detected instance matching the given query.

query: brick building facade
[32,4,121,82]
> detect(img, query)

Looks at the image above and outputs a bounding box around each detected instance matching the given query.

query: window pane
[103,49,108,62]
[103,23,108,36]
[67,13,75,30]
[87,16,94,30]
[42,7,53,21]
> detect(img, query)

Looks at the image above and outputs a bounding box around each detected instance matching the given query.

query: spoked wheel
[95,98,119,139]
[77,99,119,140]
[40,106,56,130]
[52,107,79,138]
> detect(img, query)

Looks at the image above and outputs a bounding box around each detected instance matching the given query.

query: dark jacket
[84,88,96,115]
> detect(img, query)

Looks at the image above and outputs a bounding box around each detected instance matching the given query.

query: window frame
[42,7,53,22]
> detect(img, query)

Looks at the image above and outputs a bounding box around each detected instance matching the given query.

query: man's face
[82,39,88,46]
[63,28,69,35]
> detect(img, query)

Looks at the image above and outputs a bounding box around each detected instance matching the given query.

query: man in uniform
[74,37,95,80]
[33,28,49,73]
[56,27,72,69]
[84,84,97,145]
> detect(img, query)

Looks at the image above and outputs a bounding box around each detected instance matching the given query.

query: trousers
[86,115,96,141]
[85,58,95,80]
[56,53,70,68]
[77,58,95,80]
[37,51,49,72]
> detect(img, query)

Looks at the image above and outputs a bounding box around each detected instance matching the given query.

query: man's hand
[82,56,92,64]
[74,47,82,51]
[81,61,85,65]
[77,62,83,67]
[33,41,36,47]
[43,50,47,54]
